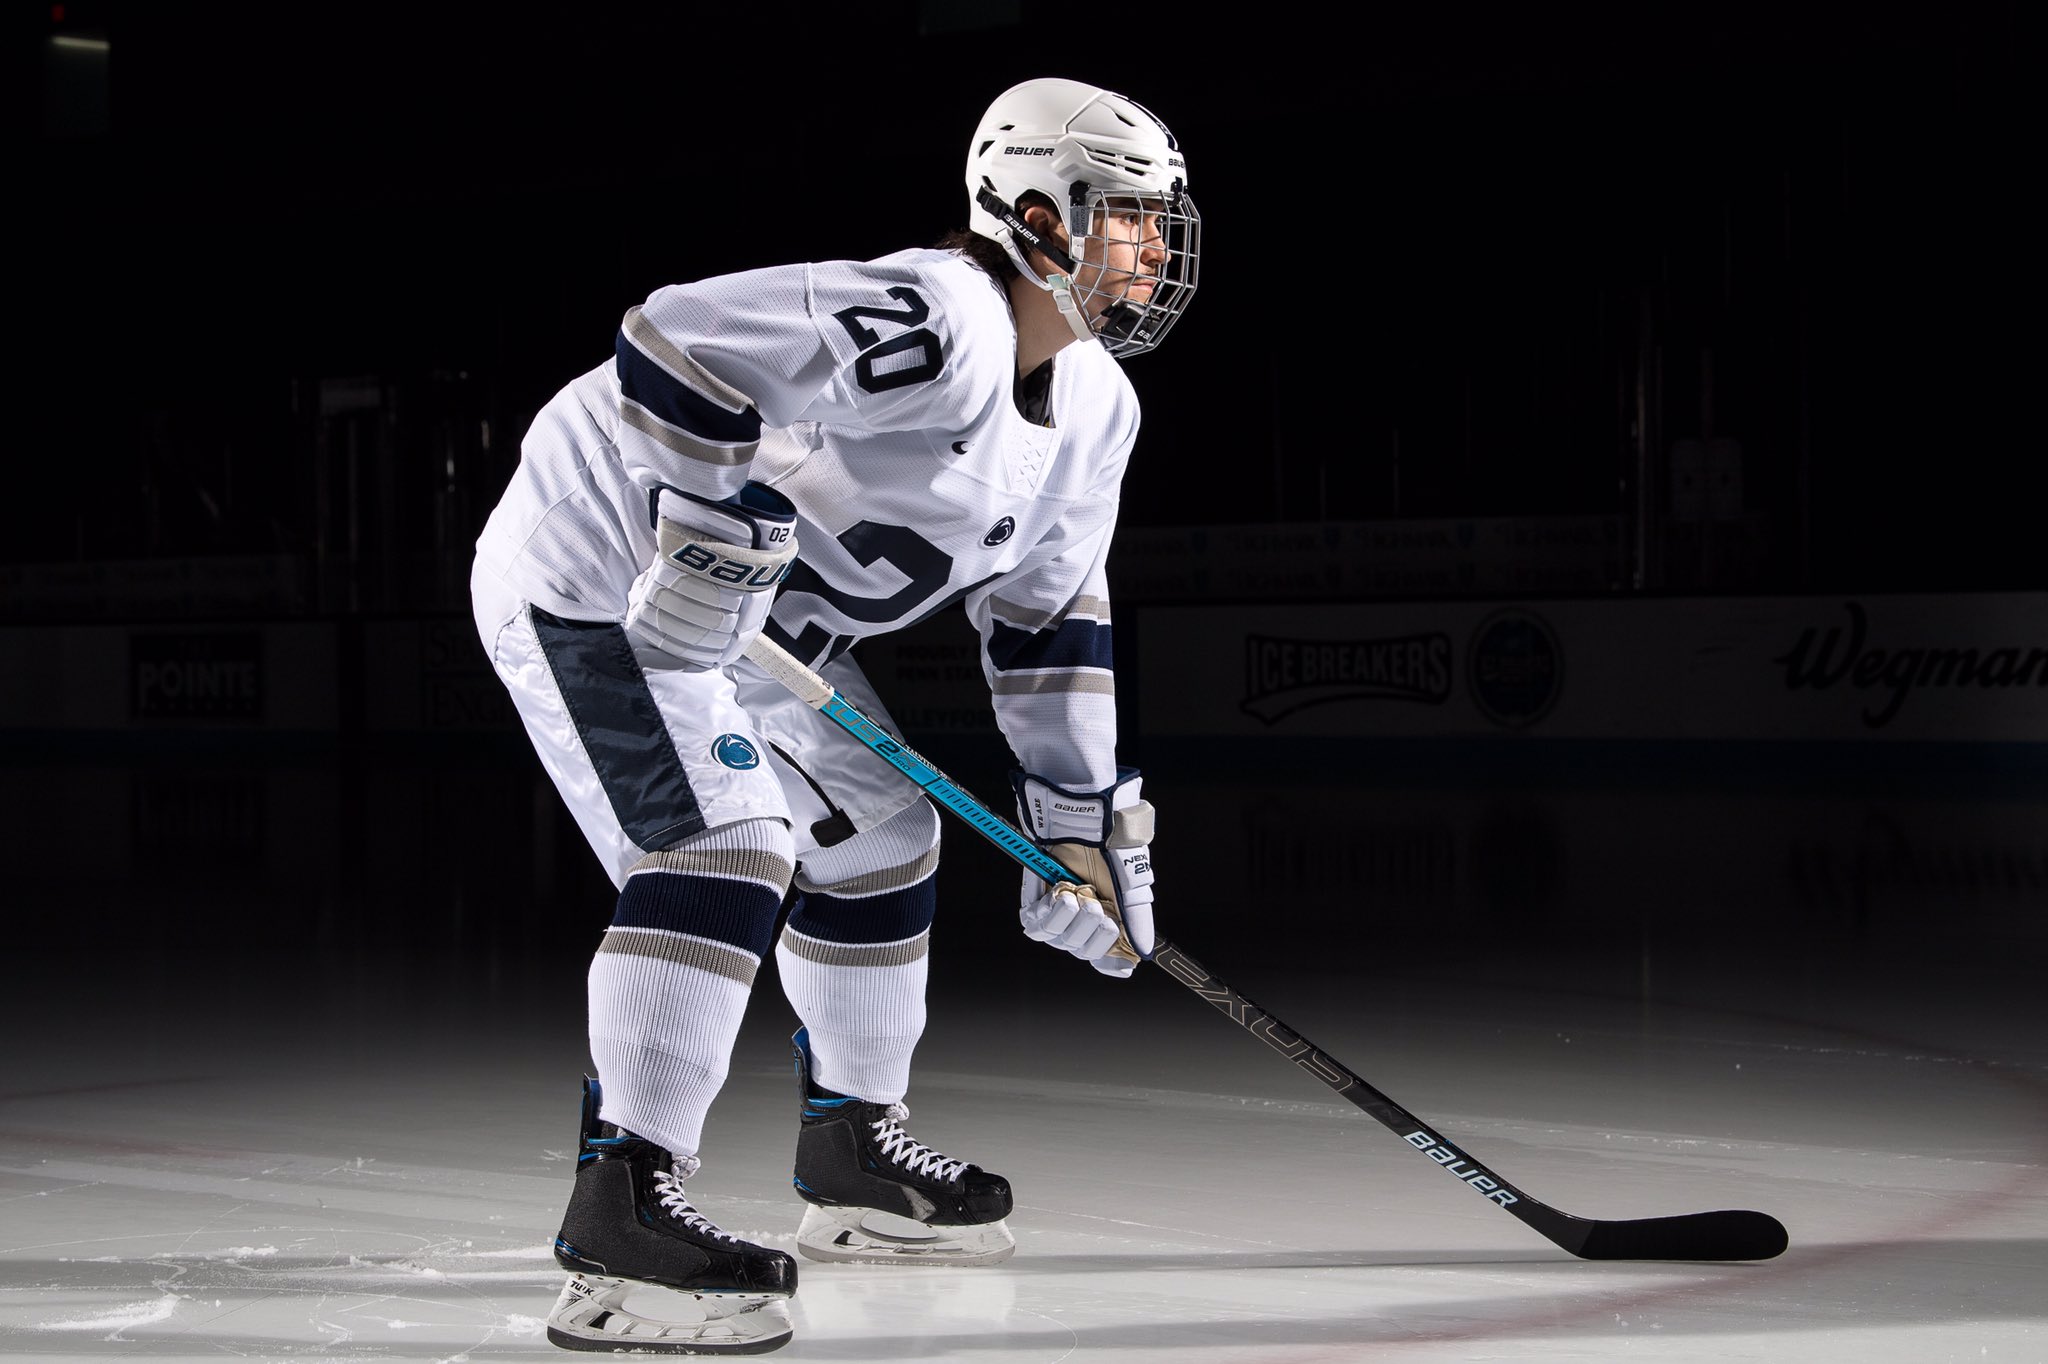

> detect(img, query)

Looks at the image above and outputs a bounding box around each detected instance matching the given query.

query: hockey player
[470,76,1199,1354]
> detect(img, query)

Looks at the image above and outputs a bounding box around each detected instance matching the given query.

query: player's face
[1071,197,1169,316]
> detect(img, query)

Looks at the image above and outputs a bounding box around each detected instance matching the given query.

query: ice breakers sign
[1773,600,2048,729]
[1241,633,1452,724]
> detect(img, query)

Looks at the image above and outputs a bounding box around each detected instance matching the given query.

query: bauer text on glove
[625,482,797,670]
[1012,768,1155,979]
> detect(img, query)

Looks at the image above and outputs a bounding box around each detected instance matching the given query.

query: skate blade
[795,1203,1016,1266]
[546,1272,793,1354]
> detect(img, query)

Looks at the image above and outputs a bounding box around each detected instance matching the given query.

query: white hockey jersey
[474,247,1140,791]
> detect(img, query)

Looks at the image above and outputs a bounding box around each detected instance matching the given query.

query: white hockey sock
[588,817,793,1158]
[776,800,940,1104]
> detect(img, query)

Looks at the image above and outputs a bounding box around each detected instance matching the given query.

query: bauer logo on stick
[1404,1131,1519,1206]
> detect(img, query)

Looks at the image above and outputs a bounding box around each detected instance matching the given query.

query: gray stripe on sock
[629,845,794,894]
[599,928,760,985]
[778,927,931,968]
[794,846,939,898]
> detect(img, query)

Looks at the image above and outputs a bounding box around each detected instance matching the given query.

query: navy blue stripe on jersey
[612,870,781,959]
[787,879,937,946]
[531,607,706,850]
[985,617,1115,673]
[615,332,763,443]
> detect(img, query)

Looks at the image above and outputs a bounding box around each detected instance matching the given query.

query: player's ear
[1020,198,1067,255]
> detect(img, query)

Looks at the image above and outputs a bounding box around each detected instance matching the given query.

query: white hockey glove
[1012,768,1156,979]
[624,482,797,671]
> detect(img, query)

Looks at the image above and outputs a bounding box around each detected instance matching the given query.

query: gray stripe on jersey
[988,594,1112,631]
[621,306,754,411]
[991,671,1117,696]
[597,927,760,985]
[778,927,931,969]
[794,845,940,898]
[629,845,795,897]
[621,402,757,467]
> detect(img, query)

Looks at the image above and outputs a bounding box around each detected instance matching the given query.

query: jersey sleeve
[965,506,1123,794]
[966,358,1141,794]
[614,256,974,503]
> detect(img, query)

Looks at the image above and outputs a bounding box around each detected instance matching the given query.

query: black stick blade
[1574,1210,1788,1262]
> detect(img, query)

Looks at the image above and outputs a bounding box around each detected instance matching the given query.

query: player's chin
[1090,282,1154,318]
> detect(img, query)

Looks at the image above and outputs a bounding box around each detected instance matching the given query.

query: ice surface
[3,938,2044,1363]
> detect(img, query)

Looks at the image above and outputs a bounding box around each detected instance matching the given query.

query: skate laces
[869,1103,968,1183]
[651,1156,739,1243]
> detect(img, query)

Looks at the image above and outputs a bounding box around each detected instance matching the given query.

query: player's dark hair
[937,191,1060,284]
[935,229,1018,283]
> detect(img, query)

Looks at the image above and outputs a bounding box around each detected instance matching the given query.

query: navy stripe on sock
[786,879,937,946]
[531,607,705,850]
[615,872,782,959]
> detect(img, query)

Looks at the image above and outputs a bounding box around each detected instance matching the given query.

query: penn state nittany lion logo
[983,516,1015,546]
[712,734,760,769]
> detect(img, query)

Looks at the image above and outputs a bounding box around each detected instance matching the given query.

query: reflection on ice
[1,934,2043,1361]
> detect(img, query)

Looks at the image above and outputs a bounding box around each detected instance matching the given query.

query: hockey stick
[743,635,1788,1262]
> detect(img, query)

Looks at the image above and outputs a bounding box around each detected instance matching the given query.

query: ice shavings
[36,1292,180,1333]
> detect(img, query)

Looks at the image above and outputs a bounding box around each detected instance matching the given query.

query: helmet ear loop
[978,185,1097,345]
[977,186,1079,275]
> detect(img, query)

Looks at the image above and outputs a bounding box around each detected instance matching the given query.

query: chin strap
[1042,272,1098,346]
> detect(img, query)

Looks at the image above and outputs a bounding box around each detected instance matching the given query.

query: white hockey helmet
[965,77,1201,359]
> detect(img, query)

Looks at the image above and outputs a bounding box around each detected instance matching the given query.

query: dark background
[15,0,2037,585]
[6,1,2041,972]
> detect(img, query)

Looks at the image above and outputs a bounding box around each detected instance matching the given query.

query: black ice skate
[789,1026,1015,1265]
[547,1075,796,1355]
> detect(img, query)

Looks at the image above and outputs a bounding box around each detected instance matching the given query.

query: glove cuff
[648,480,797,551]
[1012,767,1148,845]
